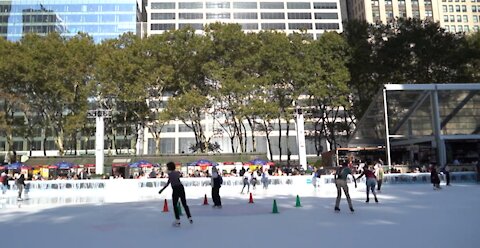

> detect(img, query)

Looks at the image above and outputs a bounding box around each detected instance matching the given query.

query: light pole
[295,107,307,171]
[87,109,111,175]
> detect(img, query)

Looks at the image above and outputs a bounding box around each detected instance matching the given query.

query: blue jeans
[1,184,7,194]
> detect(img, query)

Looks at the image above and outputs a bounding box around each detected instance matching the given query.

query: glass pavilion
[349,84,480,167]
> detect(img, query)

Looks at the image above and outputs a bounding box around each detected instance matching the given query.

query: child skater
[158,161,193,227]
[356,165,378,203]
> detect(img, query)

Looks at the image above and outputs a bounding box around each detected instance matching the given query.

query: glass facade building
[146,0,344,39]
[0,0,139,43]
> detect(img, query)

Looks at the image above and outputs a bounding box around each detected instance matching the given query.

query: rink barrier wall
[2,172,476,195]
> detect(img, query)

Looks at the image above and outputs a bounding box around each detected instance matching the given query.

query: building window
[206,2,230,8]
[412,0,419,5]
[288,23,312,29]
[444,15,449,22]
[456,5,460,11]
[163,124,176,133]
[315,13,338,19]
[385,1,392,5]
[464,25,469,32]
[313,2,337,9]
[151,2,175,9]
[151,13,175,20]
[473,25,479,32]
[445,25,450,32]
[315,22,339,30]
[449,5,454,12]
[458,25,463,31]
[473,6,477,12]
[457,15,462,21]
[206,13,230,19]
[443,5,448,12]
[234,12,258,19]
[178,23,203,29]
[240,23,258,30]
[450,15,455,22]
[413,10,420,18]
[398,0,406,5]
[179,2,203,9]
[179,13,203,19]
[462,5,467,11]
[233,2,257,9]
[261,12,285,19]
[463,15,468,22]
[287,2,311,9]
[288,13,312,19]
[473,15,479,23]
[151,23,175,30]
[260,2,284,9]
[425,10,433,17]
[261,23,286,29]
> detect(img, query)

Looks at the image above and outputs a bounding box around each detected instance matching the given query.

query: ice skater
[356,165,378,203]
[211,166,222,208]
[241,170,250,194]
[158,162,193,227]
[16,173,26,200]
[261,170,269,189]
[334,163,357,212]
[374,161,384,192]
[430,164,441,190]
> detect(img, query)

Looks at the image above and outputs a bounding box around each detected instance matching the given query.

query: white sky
[1,182,479,248]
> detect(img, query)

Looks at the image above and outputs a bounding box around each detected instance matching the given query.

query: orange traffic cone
[248,192,254,204]
[162,199,169,212]
[203,194,209,205]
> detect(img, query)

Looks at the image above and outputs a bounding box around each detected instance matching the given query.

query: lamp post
[87,109,111,175]
[295,107,307,171]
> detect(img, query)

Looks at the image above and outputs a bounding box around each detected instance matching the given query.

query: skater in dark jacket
[430,164,441,190]
[211,166,222,208]
[16,174,26,200]
[159,162,193,226]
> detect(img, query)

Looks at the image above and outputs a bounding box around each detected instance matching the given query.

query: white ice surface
[1,182,479,248]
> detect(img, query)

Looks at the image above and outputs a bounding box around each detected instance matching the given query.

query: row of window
[151,12,338,20]
[443,14,477,22]
[444,24,478,32]
[150,2,337,10]
[442,5,480,13]
[151,22,340,30]
[442,0,477,2]
[0,4,135,13]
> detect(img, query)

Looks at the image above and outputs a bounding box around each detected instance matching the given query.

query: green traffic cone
[177,202,183,216]
[295,195,302,207]
[272,199,279,214]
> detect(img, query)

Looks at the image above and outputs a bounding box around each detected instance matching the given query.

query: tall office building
[144,0,344,39]
[0,0,140,43]
[347,0,479,33]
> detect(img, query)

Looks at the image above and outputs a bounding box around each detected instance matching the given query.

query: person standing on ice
[261,170,269,189]
[241,170,251,194]
[158,161,193,227]
[211,166,223,208]
[311,170,318,188]
[374,161,384,192]
[356,165,379,203]
[334,163,357,212]
[430,164,441,190]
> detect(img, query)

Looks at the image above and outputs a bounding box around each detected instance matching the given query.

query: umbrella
[249,159,268,166]
[189,159,218,167]
[6,162,25,170]
[129,160,153,168]
[55,161,75,170]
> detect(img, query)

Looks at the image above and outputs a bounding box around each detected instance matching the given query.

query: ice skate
[366,198,369,203]
[375,197,379,203]
[188,217,193,224]
[350,207,354,213]
[172,220,180,227]
[334,207,340,212]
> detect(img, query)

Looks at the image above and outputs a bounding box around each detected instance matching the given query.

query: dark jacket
[16,174,26,186]
[212,176,222,188]
[430,168,440,184]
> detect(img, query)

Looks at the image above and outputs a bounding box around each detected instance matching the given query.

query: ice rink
[1,182,479,248]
